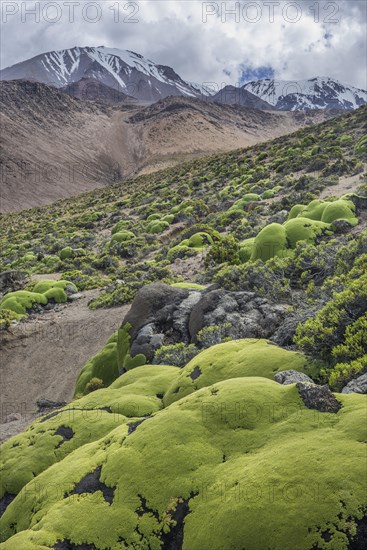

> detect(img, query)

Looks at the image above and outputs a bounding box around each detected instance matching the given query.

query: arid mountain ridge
[0,79,342,212]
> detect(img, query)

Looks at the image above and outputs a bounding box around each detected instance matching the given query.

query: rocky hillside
[1,81,337,212]
[0,107,366,549]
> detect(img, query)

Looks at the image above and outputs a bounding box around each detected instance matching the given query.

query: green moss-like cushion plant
[111,220,130,235]
[284,218,332,249]
[239,237,255,263]
[32,279,77,295]
[0,291,48,316]
[59,247,86,260]
[163,339,315,406]
[74,332,119,396]
[320,199,358,225]
[229,193,261,212]
[171,282,206,290]
[1,377,365,550]
[288,198,358,226]
[181,232,214,250]
[251,223,288,261]
[146,220,170,234]
[110,230,135,243]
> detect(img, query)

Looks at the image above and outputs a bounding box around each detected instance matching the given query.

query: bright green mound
[33,279,76,294]
[0,291,48,316]
[229,193,261,211]
[164,339,313,406]
[284,218,332,248]
[111,220,130,235]
[239,237,255,262]
[171,282,206,290]
[59,247,85,260]
[110,230,135,243]
[251,223,287,261]
[321,200,358,225]
[298,199,327,221]
[0,280,78,317]
[288,198,358,226]
[74,332,119,397]
[146,220,170,234]
[0,409,128,500]
[0,366,178,503]
[0,379,365,550]
[181,232,214,249]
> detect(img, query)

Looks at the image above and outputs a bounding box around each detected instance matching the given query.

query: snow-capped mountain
[1,48,366,110]
[0,46,206,102]
[243,77,367,111]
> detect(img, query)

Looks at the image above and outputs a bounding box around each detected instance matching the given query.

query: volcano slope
[1,80,338,211]
[0,107,366,549]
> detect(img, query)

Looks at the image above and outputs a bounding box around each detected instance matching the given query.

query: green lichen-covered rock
[0,377,365,550]
[163,339,315,405]
[251,223,288,261]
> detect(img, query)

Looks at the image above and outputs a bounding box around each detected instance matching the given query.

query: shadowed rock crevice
[66,466,115,505]
[54,426,74,448]
[161,492,198,550]
[54,541,98,550]
[127,417,151,435]
[190,366,201,381]
[136,495,160,520]
[0,492,16,518]
[40,406,113,423]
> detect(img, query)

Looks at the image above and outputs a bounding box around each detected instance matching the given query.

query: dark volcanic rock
[274,370,314,385]
[123,283,289,362]
[342,373,367,394]
[296,383,342,413]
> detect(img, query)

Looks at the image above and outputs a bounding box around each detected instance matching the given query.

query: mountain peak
[0,46,205,102]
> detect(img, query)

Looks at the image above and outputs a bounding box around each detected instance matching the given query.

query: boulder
[122,283,290,362]
[341,372,367,394]
[331,219,353,234]
[274,370,314,385]
[296,382,341,413]
[0,270,28,295]
[189,289,288,342]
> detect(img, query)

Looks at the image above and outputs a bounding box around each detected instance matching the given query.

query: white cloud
[0,0,366,89]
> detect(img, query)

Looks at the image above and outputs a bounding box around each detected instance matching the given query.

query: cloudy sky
[1,0,366,88]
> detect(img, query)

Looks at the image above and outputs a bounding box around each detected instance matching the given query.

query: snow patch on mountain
[243,76,367,110]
